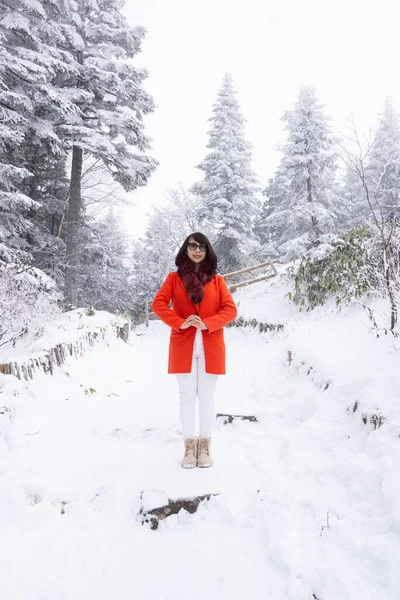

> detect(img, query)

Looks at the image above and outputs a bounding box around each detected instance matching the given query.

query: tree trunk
[64,146,83,308]
[384,247,398,330]
[307,171,319,244]
[56,192,69,238]
[145,297,149,327]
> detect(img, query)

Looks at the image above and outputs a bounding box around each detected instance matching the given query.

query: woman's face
[186,237,207,264]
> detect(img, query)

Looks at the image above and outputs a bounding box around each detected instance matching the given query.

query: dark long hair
[175,232,217,274]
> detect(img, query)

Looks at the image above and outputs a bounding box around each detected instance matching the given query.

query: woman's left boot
[197,437,213,468]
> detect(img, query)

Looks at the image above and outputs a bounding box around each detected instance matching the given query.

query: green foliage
[80,385,97,396]
[85,306,95,317]
[289,225,376,309]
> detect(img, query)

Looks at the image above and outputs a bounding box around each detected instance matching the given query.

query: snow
[0,308,124,363]
[1,274,400,599]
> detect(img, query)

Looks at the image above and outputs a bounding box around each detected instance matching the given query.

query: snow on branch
[0,263,59,350]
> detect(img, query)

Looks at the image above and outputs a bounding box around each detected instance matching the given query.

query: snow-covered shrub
[0,264,60,348]
[288,225,379,309]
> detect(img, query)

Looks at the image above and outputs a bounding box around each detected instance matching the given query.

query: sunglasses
[187,242,207,252]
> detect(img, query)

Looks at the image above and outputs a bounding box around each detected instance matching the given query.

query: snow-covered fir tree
[127,236,174,322]
[340,101,400,230]
[1,0,156,309]
[1,0,156,313]
[0,0,53,264]
[77,209,129,313]
[341,162,367,229]
[191,73,259,270]
[262,87,343,257]
[256,166,291,254]
[0,0,98,264]
[55,0,156,307]
[14,129,69,284]
[58,0,157,192]
[364,100,400,222]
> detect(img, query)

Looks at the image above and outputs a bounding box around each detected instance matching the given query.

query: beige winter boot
[181,438,198,469]
[197,437,213,468]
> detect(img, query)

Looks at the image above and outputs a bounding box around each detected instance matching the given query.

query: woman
[152,232,237,469]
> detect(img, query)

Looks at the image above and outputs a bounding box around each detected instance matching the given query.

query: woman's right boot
[181,437,198,469]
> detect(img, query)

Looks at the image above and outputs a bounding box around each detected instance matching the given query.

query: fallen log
[216,413,258,424]
[140,493,218,530]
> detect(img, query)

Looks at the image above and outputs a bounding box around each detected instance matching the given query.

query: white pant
[176,330,218,439]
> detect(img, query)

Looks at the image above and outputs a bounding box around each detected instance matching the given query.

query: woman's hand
[179,315,208,330]
[189,315,208,330]
[193,316,208,330]
[179,315,198,329]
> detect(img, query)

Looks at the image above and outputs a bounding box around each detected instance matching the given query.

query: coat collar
[201,275,215,304]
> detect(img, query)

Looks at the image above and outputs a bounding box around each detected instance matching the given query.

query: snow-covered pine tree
[0,0,50,263]
[0,0,85,267]
[191,73,259,270]
[57,0,157,307]
[262,87,342,257]
[364,99,400,222]
[13,128,69,284]
[341,162,367,229]
[257,166,292,252]
[77,209,129,312]
[1,0,156,311]
[127,236,174,322]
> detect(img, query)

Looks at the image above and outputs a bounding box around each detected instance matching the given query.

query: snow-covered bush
[0,264,60,348]
[288,225,380,309]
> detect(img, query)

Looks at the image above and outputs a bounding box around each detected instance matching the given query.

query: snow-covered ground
[1,274,400,600]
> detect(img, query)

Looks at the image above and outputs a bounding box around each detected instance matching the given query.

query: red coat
[152,272,237,374]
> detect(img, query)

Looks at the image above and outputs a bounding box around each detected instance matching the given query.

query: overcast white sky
[122,0,400,237]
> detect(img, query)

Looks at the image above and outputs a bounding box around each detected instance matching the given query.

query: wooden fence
[223,258,279,292]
